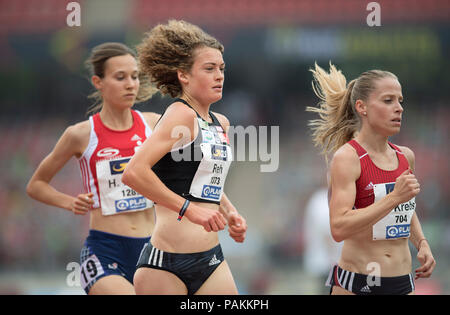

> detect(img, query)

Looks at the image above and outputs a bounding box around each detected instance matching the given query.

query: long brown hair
[137,20,224,98]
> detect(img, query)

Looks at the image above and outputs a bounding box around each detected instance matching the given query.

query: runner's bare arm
[220,193,247,243]
[329,145,416,242]
[26,122,93,214]
[123,102,227,232]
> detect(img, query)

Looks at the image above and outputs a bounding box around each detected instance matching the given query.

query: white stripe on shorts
[152,248,159,266]
[348,272,355,292]
[148,246,155,265]
[158,250,164,267]
[342,270,350,288]
[338,269,346,286]
[325,266,334,287]
[409,274,415,291]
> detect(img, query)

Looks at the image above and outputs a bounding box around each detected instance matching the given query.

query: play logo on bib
[201,185,221,200]
[386,224,410,239]
[115,196,147,212]
[372,182,415,241]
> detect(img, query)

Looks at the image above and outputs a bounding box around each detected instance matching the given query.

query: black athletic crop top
[152,99,233,204]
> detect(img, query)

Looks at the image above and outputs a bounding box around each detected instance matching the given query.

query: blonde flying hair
[306,62,398,160]
[85,42,155,115]
[137,19,224,98]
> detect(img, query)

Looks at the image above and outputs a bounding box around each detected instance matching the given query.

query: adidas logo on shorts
[360,285,372,293]
[208,254,221,266]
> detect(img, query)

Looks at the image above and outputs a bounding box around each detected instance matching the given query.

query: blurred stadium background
[0,0,449,294]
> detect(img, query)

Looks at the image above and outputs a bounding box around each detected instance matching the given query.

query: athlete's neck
[99,104,134,131]
[180,94,212,122]
[355,128,391,154]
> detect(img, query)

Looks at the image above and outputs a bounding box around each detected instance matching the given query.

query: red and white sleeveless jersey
[78,110,153,214]
[348,139,410,209]
[348,139,416,240]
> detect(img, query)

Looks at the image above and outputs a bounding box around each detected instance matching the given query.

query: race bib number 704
[372,182,416,240]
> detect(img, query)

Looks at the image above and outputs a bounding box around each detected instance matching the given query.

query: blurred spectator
[303,186,342,294]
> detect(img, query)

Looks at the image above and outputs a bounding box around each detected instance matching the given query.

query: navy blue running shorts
[80,229,150,294]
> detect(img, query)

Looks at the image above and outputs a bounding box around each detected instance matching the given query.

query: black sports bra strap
[208,111,224,129]
[154,98,198,127]
[174,98,220,127]
[174,98,192,107]
[174,98,200,117]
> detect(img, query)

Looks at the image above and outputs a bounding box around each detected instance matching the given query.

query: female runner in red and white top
[307,63,436,295]
[27,43,160,295]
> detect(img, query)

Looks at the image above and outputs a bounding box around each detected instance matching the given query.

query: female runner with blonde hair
[307,63,436,295]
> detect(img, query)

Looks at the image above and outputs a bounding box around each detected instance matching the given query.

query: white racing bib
[96,156,154,215]
[372,182,416,240]
[188,118,232,202]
